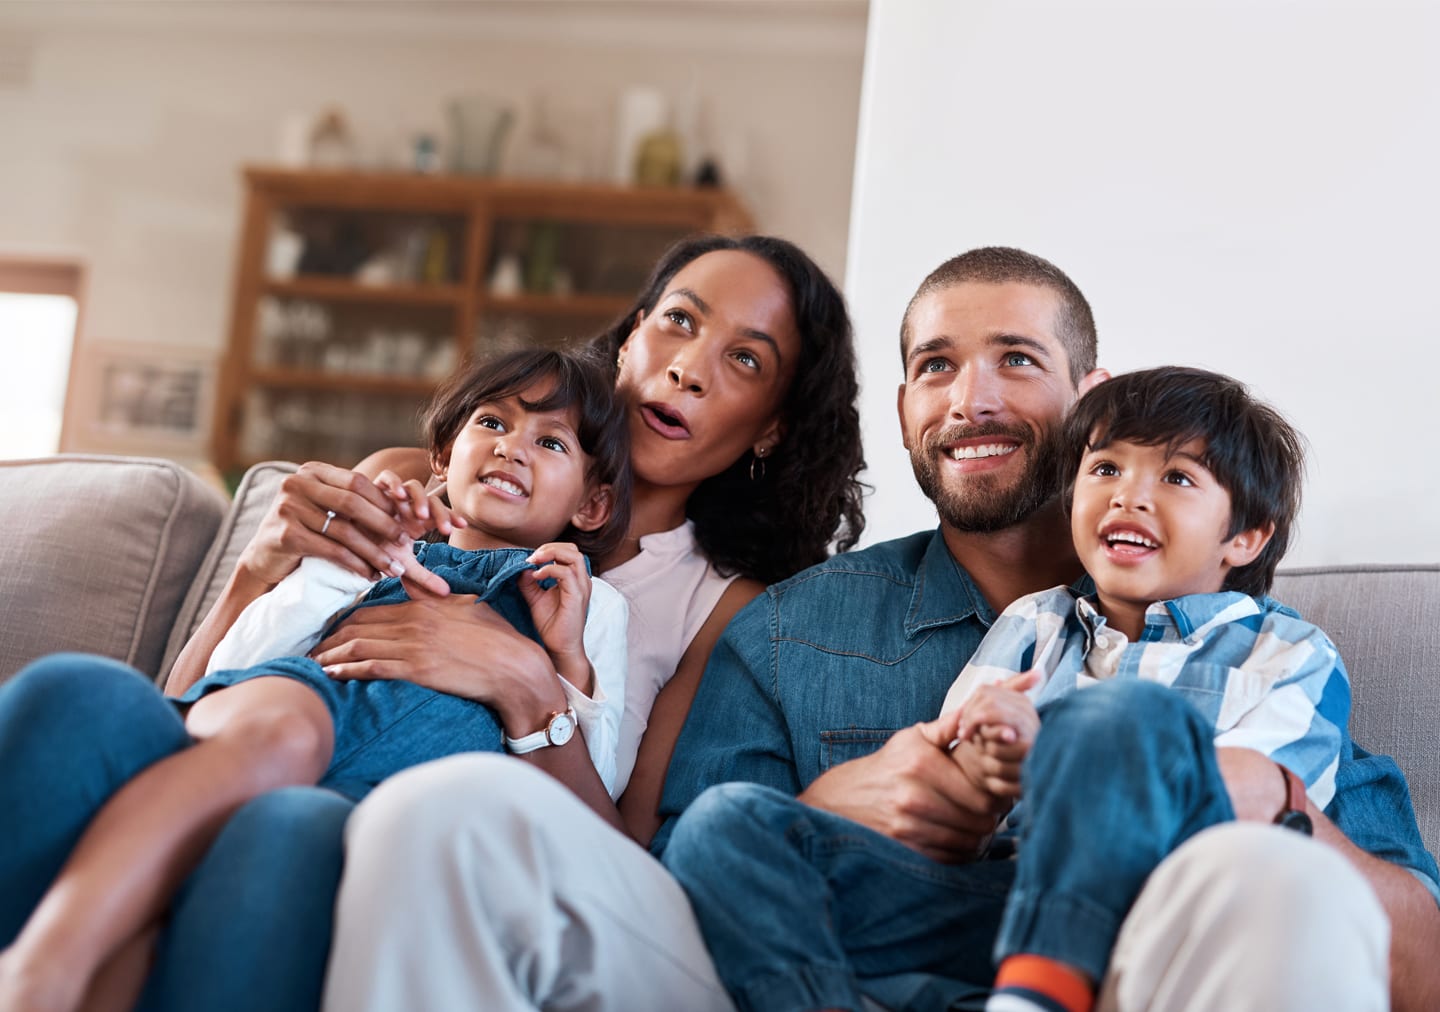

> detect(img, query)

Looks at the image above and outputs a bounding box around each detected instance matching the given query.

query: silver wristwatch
[503,707,578,754]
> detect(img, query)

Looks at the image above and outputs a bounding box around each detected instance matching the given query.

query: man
[656,248,1439,1011]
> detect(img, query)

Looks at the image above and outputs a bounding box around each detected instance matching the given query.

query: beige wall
[0,1,865,366]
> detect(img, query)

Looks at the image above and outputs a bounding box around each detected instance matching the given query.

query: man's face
[897,281,1083,533]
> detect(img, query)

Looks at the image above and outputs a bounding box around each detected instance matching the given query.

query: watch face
[1278,810,1314,836]
[548,712,576,747]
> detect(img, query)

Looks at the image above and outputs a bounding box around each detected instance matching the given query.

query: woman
[318,234,865,1011]
[0,235,863,1011]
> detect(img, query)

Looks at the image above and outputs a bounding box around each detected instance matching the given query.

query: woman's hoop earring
[750,448,768,482]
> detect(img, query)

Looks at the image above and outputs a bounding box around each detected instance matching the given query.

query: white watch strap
[503,707,576,754]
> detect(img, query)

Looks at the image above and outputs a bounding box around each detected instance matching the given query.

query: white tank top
[600,520,737,795]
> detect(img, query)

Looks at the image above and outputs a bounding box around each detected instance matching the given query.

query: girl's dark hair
[590,234,865,584]
[1059,366,1305,597]
[423,348,632,558]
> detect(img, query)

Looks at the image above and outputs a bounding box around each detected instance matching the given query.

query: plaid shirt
[941,587,1350,809]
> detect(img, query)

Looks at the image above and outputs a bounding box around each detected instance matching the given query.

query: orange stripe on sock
[994,954,1094,1012]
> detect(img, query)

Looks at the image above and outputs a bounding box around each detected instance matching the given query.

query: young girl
[0,347,632,1012]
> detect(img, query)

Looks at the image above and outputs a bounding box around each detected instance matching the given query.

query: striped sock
[985,954,1094,1012]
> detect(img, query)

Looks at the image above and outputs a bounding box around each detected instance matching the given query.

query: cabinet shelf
[249,368,441,396]
[214,167,752,474]
[263,277,467,307]
[481,293,633,318]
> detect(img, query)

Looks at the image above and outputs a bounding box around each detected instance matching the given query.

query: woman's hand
[519,542,595,695]
[238,462,411,589]
[312,594,568,737]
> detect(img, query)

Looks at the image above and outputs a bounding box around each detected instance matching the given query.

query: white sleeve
[206,557,376,675]
[559,577,629,799]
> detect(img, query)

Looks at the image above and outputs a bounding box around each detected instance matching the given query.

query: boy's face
[436,380,610,552]
[1069,435,1271,633]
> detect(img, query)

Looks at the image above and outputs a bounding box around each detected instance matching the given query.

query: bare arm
[618,578,764,846]
[1218,746,1440,1010]
[166,463,410,695]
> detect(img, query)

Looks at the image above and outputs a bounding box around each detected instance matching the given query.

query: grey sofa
[1,454,1436,861]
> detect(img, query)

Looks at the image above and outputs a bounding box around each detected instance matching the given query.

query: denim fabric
[655,528,1439,1004]
[662,782,1010,1012]
[998,680,1235,980]
[945,588,1350,810]
[0,655,348,1012]
[179,543,542,800]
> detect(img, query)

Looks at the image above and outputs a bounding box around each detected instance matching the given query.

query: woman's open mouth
[640,403,691,439]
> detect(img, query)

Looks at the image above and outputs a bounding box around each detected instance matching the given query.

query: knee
[664,782,788,872]
[1172,823,1384,922]
[194,704,331,785]
[346,754,549,864]
[3,653,152,725]
[0,653,181,750]
[1039,680,1207,756]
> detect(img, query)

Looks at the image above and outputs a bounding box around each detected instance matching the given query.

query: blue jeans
[662,680,1235,1012]
[0,654,352,1012]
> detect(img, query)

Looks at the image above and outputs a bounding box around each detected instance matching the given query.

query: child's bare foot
[0,945,89,1012]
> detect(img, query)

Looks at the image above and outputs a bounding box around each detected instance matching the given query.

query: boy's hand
[519,542,594,695]
[949,670,1041,797]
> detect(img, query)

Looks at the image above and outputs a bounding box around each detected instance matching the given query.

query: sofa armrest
[158,461,298,685]
[0,455,228,683]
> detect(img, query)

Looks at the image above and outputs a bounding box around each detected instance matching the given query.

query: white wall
[0,0,864,378]
[847,0,1440,565]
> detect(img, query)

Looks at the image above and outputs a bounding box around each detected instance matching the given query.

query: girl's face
[615,250,801,492]
[436,379,611,551]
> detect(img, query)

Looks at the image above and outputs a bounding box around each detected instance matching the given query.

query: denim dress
[178,543,542,800]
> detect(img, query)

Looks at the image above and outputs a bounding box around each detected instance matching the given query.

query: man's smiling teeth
[481,476,525,496]
[1107,531,1159,549]
[946,443,1017,461]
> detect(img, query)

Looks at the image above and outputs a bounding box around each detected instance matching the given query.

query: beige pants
[323,754,733,1012]
[1099,822,1389,1012]
[324,758,1389,1012]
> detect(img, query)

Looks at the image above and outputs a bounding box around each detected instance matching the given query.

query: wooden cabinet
[212,167,751,477]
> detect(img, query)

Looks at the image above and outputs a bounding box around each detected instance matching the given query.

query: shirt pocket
[1165,663,1267,732]
[819,728,901,772]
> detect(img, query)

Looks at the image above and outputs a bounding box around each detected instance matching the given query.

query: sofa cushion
[159,461,298,684]
[0,455,227,683]
[1274,565,1440,857]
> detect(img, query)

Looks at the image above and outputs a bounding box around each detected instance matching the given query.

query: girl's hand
[238,461,412,588]
[372,472,467,542]
[519,542,594,695]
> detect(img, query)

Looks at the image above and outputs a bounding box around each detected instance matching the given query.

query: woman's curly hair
[590,234,865,585]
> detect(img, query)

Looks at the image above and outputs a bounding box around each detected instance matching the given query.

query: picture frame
[62,341,217,458]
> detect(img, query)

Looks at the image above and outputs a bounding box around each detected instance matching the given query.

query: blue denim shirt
[654,527,1440,907]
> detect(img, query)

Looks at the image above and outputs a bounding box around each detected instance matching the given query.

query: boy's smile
[1070,436,1271,640]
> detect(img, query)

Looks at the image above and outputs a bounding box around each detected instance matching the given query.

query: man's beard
[910,422,1064,533]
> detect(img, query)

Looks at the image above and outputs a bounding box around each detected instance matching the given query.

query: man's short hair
[899,247,1098,384]
[1058,366,1306,597]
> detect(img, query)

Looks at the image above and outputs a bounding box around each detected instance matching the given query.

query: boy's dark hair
[423,348,632,558]
[590,233,865,585]
[900,246,1098,384]
[1059,366,1305,597]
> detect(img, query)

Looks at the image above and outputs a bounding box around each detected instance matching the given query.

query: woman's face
[616,249,801,491]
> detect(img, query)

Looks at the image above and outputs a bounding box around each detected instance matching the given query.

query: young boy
[0,348,633,1012]
[941,366,1349,1012]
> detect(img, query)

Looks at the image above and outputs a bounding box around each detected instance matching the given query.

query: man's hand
[1216,746,1288,822]
[797,709,1009,864]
